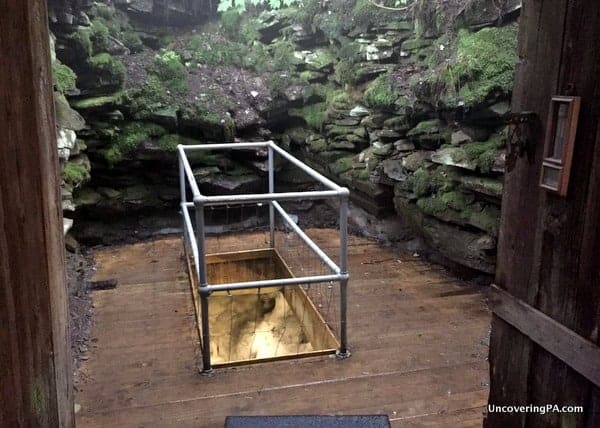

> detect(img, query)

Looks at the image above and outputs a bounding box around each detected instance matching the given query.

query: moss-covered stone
[68,27,93,61]
[90,18,111,53]
[62,161,90,186]
[88,53,126,86]
[458,175,503,199]
[52,62,77,95]
[54,93,86,131]
[352,0,399,31]
[156,134,191,151]
[152,50,188,94]
[441,25,518,107]
[194,34,249,67]
[363,74,399,110]
[70,93,123,110]
[329,155,355,175]
[462,133,505,173]
[300,103,328,131]
[102,122,167,165]
[412,166,456,197]
[417,190,500,236]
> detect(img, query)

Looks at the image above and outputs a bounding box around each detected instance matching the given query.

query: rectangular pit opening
[189,249,339,367]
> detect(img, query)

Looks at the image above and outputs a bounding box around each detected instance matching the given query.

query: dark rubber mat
[224,415,391,428]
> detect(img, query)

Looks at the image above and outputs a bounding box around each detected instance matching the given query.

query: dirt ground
[66,248,94,379]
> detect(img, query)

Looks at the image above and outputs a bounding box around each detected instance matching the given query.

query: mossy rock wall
[49,0,520,274]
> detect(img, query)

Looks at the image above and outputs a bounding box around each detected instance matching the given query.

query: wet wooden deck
[75,230,491,427]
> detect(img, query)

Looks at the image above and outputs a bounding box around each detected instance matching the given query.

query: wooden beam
[490,285,600,388]
[0,1,74,427]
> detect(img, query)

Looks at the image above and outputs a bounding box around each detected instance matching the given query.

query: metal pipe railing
[272,201,340,274]
[177,141,350,373]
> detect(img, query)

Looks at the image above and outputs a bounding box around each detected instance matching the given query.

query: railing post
[337,191,351,359]
[268,144,275,248]
[194,197,213,375]
[179,148,186,206]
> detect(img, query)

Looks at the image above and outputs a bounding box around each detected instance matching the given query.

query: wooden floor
[75,230,491,427]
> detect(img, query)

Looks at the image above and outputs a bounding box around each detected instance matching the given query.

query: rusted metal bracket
[504,111,537,171]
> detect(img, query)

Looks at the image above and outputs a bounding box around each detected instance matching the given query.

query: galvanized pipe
[338,196,350,357]
[268,145,275,248]
[177,145,201,198]
[181,203,199,269]
[179,154,187,205]
[269,142,343,191]
[272,201,340,274]
[194,198,212,374]
[206,274,346,293]
[200,190,342,206]
[181,142,270,150]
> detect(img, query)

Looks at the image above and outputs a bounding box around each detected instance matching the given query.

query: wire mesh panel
[178,141,349,373]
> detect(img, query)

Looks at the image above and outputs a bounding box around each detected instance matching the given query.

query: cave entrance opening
[178,141,351,373]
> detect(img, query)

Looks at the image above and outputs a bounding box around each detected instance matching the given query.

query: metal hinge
[504,111,538,172]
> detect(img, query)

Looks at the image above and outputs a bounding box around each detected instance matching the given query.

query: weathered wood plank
[76,233,490,427]
[490,285,600,387]
[0,1,73,426]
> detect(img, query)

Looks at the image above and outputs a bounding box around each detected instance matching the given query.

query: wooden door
[486,1,600,427]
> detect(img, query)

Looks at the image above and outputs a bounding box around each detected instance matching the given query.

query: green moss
[89,2,115,20]
[127,76,169,117]
[442,25,518,107]
[188,34,247,67]
[333,41,363,86]
[417,190,500,235]
[313,11,345,40]
[270,40,299,70]
[151,50,188,94]
[469,205,500,235]
[101,145,123,166]
[194,105,222,125]
[69,28,93,60]
[52,62,77,94]
[121,31,144,53]
[119,122,166,150]
[265,73,292,96]
[363,74,399,110]
[417,190,471,215]
[295,0,322,29]
[412,167,455,197]
[154,51,185,80]
[330,156,355,175]
[70,93,123,110]
[220,10,243,40]
[62,162,89,185]
[352,0,398,31]
[157,134,183,151]
[88,53,126,83]
[103,122,166,165]
[463,134,505,173]
[302,103,328,131]
[90,18,111,53]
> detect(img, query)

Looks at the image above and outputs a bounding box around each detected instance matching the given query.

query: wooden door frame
[0,1,74,426]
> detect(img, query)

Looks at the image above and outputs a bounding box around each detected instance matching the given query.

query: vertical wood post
[0,1,74,427]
